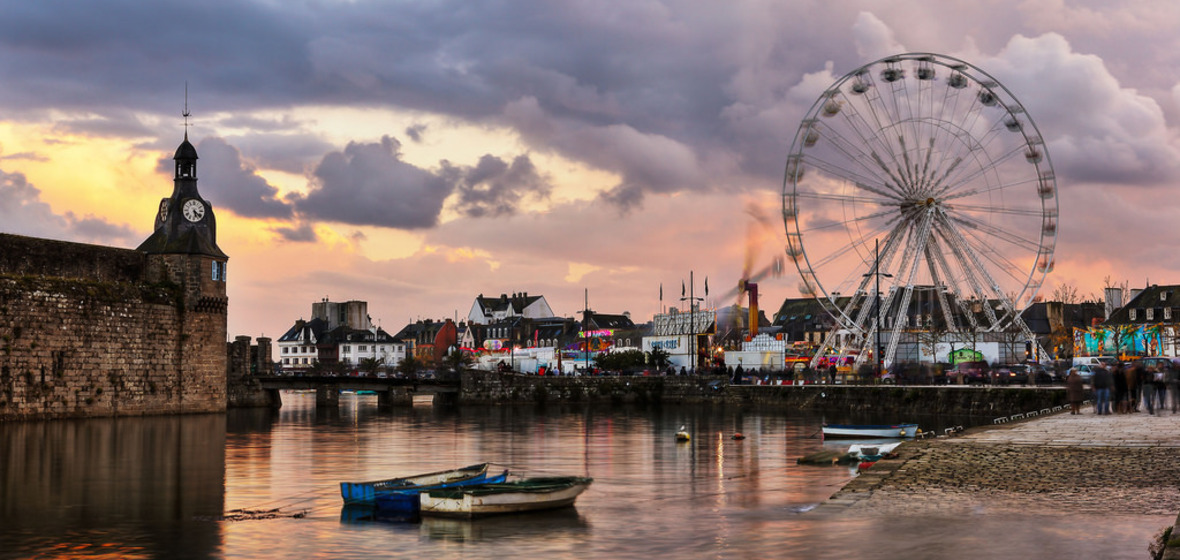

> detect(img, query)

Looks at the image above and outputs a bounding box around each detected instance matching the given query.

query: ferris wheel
[782,53,1057,368]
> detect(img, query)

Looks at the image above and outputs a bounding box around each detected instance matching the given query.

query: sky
[2,0,1180,340]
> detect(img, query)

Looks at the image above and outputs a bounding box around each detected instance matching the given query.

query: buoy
[675,425,690,442]
[732,433,746,440]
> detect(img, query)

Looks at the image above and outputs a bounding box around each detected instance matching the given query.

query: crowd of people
[1065,360,1180,415]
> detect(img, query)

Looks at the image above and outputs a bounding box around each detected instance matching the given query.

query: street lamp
[863,239,892,381]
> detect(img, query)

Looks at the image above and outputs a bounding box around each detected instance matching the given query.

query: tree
[397,354,424,379]
[1051,282,1081,304]
[439,347,474,379]
[595,349,646,372]
[359,357,384,377]
[647,346,670,371]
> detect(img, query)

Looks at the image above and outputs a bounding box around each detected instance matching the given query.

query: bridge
[254,375,460,408]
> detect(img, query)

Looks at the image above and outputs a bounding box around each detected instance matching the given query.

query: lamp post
[680,271,704,374]
[863,239,892,381]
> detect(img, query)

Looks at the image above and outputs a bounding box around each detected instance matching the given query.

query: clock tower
[138,132,229,310]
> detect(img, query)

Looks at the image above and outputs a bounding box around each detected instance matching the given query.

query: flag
[705,277,709,297]
[682,281,685,298]
[659,283,663,302]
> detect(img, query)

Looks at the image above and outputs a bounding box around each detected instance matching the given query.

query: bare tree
[1051,282,1081,304]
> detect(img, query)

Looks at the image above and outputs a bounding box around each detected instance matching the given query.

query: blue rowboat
[821,423,919,439]
[372,469,509,516]
[340,463,502,505]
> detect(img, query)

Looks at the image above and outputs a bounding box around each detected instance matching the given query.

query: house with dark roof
[467,292,555,325]
[1086,284,1180,358]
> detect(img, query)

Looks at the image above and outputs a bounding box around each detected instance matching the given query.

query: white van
[1072,356,1117,368]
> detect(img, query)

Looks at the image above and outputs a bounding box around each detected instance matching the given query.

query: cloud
[448,154,551,218]
[976,33,1180,185]
[179,137,294,220]
[0,168,136,244]
[851,12,906,60]
[271,222,318,243]
[295,136,454,229]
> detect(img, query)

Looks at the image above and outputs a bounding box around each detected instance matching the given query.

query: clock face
[182,199,205,222]
[158,199,168,222]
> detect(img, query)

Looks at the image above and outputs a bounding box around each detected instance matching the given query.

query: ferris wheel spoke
[798,207,900,236]
[801,149,897,197]
[949,214,1043,253]
[794,190,896,206]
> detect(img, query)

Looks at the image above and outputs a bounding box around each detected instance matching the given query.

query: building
[1077,285,1180,358]
[467,292,555,325]
[277,300,404,373]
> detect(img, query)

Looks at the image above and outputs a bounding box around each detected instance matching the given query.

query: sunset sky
[3,0,1180,339]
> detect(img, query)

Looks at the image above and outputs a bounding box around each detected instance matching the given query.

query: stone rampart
[0,233,227,420]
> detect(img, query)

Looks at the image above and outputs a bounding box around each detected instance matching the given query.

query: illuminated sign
[584,329,614,338]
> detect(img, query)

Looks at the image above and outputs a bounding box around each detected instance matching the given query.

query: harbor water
[0,392,1169,559]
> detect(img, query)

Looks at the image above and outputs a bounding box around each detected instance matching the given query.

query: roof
[586,311,636,330]
[475,293,543,314]
[278,318,328,343]
[1106,284,1180,324]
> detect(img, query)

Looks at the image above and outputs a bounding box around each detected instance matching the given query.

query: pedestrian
[1154,364,1169,412]
[1125,363,1140,413]
[1170,364,1180,414]
[1141,364,1156,415]
[1066,368,1085,415]
[1091,365,1113,415]
[1112,362,1128,413]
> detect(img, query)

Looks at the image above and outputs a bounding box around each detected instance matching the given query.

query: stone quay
[814,402,1180,558]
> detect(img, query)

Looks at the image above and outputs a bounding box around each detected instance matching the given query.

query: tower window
[212,261,227,282]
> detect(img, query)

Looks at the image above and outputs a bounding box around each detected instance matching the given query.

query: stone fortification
[0,233,227,420]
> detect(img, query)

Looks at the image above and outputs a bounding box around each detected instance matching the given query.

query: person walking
[1141,364,1156,415]
[1066,369,1085,415]
[1112,362,1128,413]
[1170,364,1180,414]
[1091,365,1113,415]
[1154,364,1169,412]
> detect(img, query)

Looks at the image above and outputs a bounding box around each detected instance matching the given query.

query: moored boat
[373,469,509,516]
[821,423,919,439]
[340,463,501,505]
[418,476,593,518]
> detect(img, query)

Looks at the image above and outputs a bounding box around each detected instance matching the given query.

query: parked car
[952,361,990,384]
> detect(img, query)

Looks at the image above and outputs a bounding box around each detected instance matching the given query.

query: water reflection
[0,393,1170,559]
[0,414,226,559]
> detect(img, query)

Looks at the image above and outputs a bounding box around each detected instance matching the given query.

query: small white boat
[847,441,902,459]
[419,476,592,518]
[822,423,919,439]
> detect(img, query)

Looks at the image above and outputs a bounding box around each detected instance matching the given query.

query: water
[0,392,1169,559]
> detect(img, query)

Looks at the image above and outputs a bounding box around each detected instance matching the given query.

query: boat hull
[822,424,918,439]
[340,463,495,505]
[419,476,592,518]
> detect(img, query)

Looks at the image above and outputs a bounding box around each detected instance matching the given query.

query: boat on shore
[340,463,504,505]
[418,476,593,518]
[822,423,919,439]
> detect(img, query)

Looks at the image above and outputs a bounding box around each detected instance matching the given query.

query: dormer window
[1130,309,1138,321]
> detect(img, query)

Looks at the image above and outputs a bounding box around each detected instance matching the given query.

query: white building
[467,292,556,325]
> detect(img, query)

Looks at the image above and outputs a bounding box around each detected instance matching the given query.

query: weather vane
[182,81,192,137]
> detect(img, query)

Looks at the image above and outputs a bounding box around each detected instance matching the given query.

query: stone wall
[226,336,275,408]
[0,233,227,420]
[457,372,1068,418]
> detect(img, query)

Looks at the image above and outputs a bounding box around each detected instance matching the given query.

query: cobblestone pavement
[814,403,1180,517]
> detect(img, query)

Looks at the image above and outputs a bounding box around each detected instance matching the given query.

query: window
[211,261,227,282]
[282,347,288,354]
[1130,309,1138,321]
[359,345,367,352]
[343,346,351,354]
[1147,308,1155,321]
[1166,308,1173,321]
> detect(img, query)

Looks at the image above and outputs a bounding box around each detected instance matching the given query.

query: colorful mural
[1073,324,1174,357]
